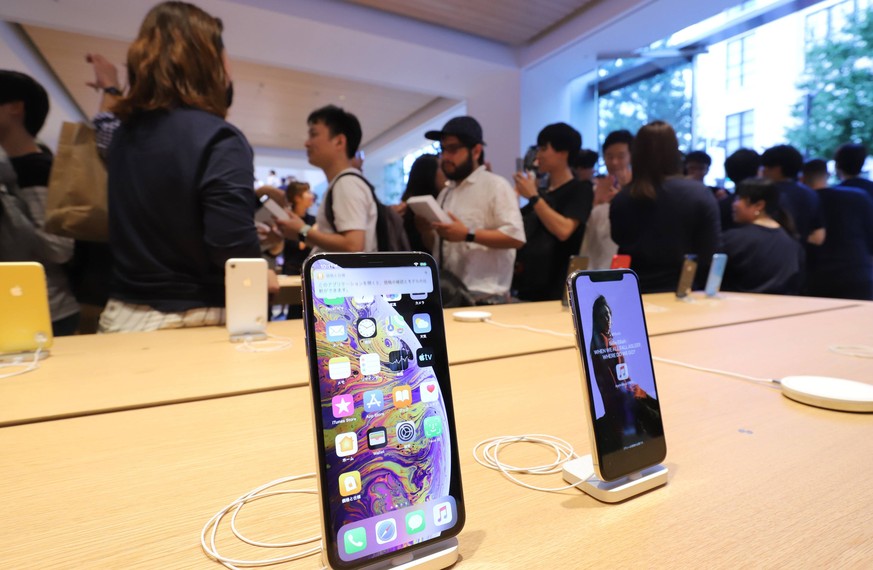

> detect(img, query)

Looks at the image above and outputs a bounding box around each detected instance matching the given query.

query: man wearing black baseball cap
[424,116,525,302]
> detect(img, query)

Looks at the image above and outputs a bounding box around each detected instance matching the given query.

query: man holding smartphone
[512,122,593,301]
[424,116,525,303]
[579,130,634,269]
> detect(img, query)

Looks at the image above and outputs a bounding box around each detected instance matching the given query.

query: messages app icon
[406,510,426,535]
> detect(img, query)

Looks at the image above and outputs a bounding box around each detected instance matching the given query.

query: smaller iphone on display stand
[564,269,668,501]
[675,254,698,300]
[704,253,728,297]
[225,258,268,342]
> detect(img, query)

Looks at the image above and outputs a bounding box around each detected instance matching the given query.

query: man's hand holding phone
[512,170,538,200]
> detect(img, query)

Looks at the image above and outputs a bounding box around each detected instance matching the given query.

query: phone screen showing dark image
[569,270,666,481]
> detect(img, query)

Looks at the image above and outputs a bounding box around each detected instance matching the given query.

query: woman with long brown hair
[99,1,261,333]
[609,121,721,293]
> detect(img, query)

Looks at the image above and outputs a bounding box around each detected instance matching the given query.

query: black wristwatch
[298,224,312,242]
[465,230,476,243]
[102,86,122,96]
[528,194,541,207]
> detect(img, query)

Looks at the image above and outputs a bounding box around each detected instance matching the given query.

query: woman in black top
[282,181,316,276]
[609,121,721,293]
[721,178,804,294]
[99,2,261,332]
[399,154,444,252]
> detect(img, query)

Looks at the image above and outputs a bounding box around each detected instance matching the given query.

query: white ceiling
[0,0,745,162]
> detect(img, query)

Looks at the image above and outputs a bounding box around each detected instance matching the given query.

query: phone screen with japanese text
[302,252,464,569]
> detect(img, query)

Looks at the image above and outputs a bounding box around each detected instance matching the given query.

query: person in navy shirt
[722,178,805,294]
[802,159,873,300]
[834,143,873,202]
[610,121,721,293]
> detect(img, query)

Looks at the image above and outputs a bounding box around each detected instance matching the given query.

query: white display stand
[327,537,459,570]
[562,455,668,503]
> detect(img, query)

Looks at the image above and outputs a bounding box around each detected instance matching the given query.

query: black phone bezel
[301,252,466,569]
[567,268,667,482]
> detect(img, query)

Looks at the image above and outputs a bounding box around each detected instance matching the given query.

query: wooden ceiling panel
[22,25,438,151]
[340,0,598,45]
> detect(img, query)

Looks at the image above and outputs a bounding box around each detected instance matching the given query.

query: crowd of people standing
[2,0,872,338]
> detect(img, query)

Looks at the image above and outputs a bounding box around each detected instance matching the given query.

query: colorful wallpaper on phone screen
[310,258,452,558]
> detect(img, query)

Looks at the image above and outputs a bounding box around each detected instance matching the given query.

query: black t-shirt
[840,177,873,204]
[610,177,721,293]
[775,180,824,241]
[721,224,804,294]
[807,186,873,285]
[282,212,316,276]
[514,179,593,301]
[9,151,52,187]
[107,108,261,312]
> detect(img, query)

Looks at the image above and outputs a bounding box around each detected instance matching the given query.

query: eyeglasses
[438,143,467,155]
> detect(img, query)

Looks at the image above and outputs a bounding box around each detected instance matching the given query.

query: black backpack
[324,172,411,252]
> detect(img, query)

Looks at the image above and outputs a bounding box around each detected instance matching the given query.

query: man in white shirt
[425,116,525,300]
[277,105,377,253]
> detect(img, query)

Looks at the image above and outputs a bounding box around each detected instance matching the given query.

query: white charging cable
[0,345,43,380]
[473,434,586,493]
[477,318,781,387]
[482,319,574,339]
[201,473,325,569]
[828,344,873,359]
[650,356,778,386]
[235,334,293,353]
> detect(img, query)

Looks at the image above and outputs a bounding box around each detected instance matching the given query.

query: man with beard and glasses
[424,116,525,304]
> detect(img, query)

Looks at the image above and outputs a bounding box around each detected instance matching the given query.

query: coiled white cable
[473,434,585,493]
[0,346,43,379]
[200,473,325,569]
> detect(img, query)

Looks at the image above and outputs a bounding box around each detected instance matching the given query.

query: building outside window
[726,34,753,90]
[726,110,755,156]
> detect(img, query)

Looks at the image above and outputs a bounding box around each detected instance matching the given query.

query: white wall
[0,21,83,154]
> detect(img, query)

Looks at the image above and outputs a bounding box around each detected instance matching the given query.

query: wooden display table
[2,338,871,568]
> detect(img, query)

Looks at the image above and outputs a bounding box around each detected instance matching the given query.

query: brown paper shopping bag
[45,122,108,242]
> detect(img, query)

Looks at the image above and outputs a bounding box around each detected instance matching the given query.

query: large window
[381,142,439,204]
[726,34,753,90]
[806,0,871,43]
[725,110,754,155]
[597,61,693,150]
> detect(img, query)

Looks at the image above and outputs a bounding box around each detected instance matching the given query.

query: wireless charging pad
[452,310,492,322]
[780,375,873,413]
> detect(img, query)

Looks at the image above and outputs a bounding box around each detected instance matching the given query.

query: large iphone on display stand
[302,252,465,569]
[568,270,666,482]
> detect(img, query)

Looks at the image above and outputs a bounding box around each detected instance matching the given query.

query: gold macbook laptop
[0,262,53,358]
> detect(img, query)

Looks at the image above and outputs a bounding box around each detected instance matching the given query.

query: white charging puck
[452,310,492,322]
[780,375,873,413]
